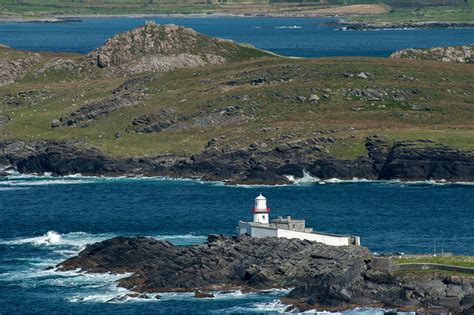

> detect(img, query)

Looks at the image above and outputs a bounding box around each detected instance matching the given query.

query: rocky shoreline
[336,20,474,30]
[56,234,474,313]
[1,136,474,184]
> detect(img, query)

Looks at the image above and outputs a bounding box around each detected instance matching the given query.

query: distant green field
[349,4,474,23]
[395,256,474,268]
[0,0,472,21]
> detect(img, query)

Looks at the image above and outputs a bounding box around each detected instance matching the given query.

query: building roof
[255,193,266,200]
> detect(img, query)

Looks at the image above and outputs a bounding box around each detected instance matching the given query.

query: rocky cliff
[87,23,270,73]
[390,45,473,63]
[57,235,474,313]
[2,136,474,183]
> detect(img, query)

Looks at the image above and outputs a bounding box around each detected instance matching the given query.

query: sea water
[0,17,473,57]
[0,174,472,314]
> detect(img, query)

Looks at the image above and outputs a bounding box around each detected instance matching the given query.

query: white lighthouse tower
[252,194,270,224]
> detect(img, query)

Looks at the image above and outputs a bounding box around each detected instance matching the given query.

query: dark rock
[56,235,474,312]
[57,235,369,294]
[338,21,474,31]
[1,135,474,183]
[50,119,61,128]
[194,291,214,298]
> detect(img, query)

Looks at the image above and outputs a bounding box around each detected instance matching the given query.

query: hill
[87,23,270,72]
[0,24,473,183]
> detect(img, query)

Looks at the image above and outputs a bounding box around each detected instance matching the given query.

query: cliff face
[390,45,473,63]
[2,136,474,183]
[56,235,474,313]
[87,23,270,73]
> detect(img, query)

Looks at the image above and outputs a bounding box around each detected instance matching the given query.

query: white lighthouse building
[238,194,361,247]
[253,194,270,224]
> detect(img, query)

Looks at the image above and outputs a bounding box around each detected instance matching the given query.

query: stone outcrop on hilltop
[56,235,474,313]
[390,45,473,63]
[1,136,474,184]
[87,23,270,73]
[0,53,41,87]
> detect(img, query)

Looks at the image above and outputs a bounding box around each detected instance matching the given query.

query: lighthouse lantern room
[252,193,270,224]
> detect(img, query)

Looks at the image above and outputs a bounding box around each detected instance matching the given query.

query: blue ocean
[0,174,473,314]
[1,16,474,314]
[0,17,473,57]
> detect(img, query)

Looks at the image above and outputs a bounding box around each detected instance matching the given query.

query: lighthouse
[252,194,270,224]
[238,194,361,246]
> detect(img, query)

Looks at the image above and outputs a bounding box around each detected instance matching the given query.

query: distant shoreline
[0,12,342,24]
[1,14,473,30]
[335,20,474,30]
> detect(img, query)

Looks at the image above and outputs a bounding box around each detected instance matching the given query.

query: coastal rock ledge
[57,235,474,313]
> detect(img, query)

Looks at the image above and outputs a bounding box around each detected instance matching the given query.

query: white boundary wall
[276,228,350,246]
[238,221,359,247]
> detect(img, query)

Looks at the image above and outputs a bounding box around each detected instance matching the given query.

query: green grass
[349,5,474,23]
[1,0,472,21]
[395,255,474,268]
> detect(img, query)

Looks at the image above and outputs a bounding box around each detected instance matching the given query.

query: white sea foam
[0,187,29,191]
[285,170,320,185]
[275,25,302,29]
[3,179,94,186]
[0,231,112,250]
[2,172,474,187]
[1,230,207,249]
[215,299,289,313]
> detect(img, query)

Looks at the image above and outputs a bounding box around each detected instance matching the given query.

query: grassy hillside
[1,44,473,160]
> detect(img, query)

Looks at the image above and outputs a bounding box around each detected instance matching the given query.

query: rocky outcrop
[55,75,152,127]
[0,53,41,86]
[58,235,370,293]
[283,271,474,313]
[379,141,474,181]
[390,45,473,63]
[338,21,474,31]
[2,136,474,183]
[132,104,252,134]
[56,235,474,313]
[87,23,269,73]
[34,58,85,77]
[341,87,419,102]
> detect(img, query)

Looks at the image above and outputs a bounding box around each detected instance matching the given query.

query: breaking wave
[2,172,473,192]
[275,25,302,29]
[0,231,112,249]
[1,230,207,248]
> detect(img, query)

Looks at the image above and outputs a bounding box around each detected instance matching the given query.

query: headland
[0,23,473,184]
